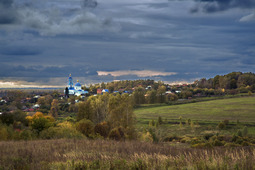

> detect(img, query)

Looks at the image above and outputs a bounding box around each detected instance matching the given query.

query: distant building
[97,89,109,95]
[102,89,109,93]
[65,74,88,96]
[97,89,102,94]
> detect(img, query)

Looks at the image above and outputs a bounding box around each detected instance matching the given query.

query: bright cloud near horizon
[0,0,254,87]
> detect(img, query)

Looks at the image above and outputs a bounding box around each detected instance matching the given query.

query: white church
[66,74,88,96]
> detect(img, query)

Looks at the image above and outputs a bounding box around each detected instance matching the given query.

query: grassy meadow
[135,96,255,124]
[135,96,255,141]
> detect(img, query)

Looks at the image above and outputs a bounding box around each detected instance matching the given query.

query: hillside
[135,96,255,123]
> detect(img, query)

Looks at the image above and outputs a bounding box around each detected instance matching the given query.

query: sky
[0,0,254,88]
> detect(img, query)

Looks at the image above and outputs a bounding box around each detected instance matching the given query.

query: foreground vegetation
[0,139,254,169]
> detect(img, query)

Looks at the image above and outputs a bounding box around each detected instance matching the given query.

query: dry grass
[0,139,254,169]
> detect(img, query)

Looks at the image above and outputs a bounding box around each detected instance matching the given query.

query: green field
[135,96,255,124]
[135,96,255,137]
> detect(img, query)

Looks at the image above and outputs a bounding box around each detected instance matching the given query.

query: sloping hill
[135,96,255,125]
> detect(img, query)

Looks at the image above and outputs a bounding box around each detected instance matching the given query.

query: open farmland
[135,96,255,125]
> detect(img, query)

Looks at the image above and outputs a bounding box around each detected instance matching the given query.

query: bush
[140,132,153,142]
[0,113,14,125]
[76,119,94,137]
[242,126,248,136]
[191,142,212,148]
[224,143,241,147]
[241,141,251,146]
[158,116,163,125]
[94,121,110,138]
[19,129,35,140]
[180,136,192,143]
[40,127,84,139]
[237,130,243,137]
[218,122,226,130]
[223,119,229,126]
[108,128,121,140]
[0,126,8,140]
[31,117,52,135]
[203,133,214,140]
[212,139,224,146]
[108,127,125,140]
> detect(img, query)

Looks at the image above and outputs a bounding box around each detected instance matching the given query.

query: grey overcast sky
[0,0,254,87]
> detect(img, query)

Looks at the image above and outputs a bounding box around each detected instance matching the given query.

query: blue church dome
[75,82,81,86]
[75,80,81,87]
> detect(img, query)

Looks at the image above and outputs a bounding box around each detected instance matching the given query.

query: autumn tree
[107,94,136,139]
[28,112,55,135]
[132,87,145,105]
[76,118,94,137]
[50,99,59,118]
[145,90,157,104]
[77,97,94,122]
[157,85,166,103]
[91,93,109,124]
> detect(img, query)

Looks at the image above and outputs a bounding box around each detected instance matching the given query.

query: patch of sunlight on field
[135,97,255,123]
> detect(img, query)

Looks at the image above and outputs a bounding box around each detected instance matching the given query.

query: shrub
[248,91,252,96]
[158,116,163,125]
[224,143,241,147]
[140,132,153,142]
[108,128,121,140]
[31,117,52,135]
[40,127,84,139]
[241,141,251,146]
[191,142,212,148]
[212,139,224,146]
[94,121,110,138]
[190,137,202,145]
[0,126,8,140]
[203,133,214,140]
[0,113,14,125]
[223,119,229,126]
[237,130,243,137]
[218,122,226,130]
[242,126,248,136]
[19,129,35,140]
[180,136,192,143]
[108,127,125,140]
[76,119,94,137]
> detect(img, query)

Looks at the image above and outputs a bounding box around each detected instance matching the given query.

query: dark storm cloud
[0,46,42,56]
[0,63,98,78]
[0,0,117,36]
[0,0,18,24]
[191,0,255,13]
[82,0,98,8]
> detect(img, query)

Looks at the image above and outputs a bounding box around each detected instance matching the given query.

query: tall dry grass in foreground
[0,139,254,169]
